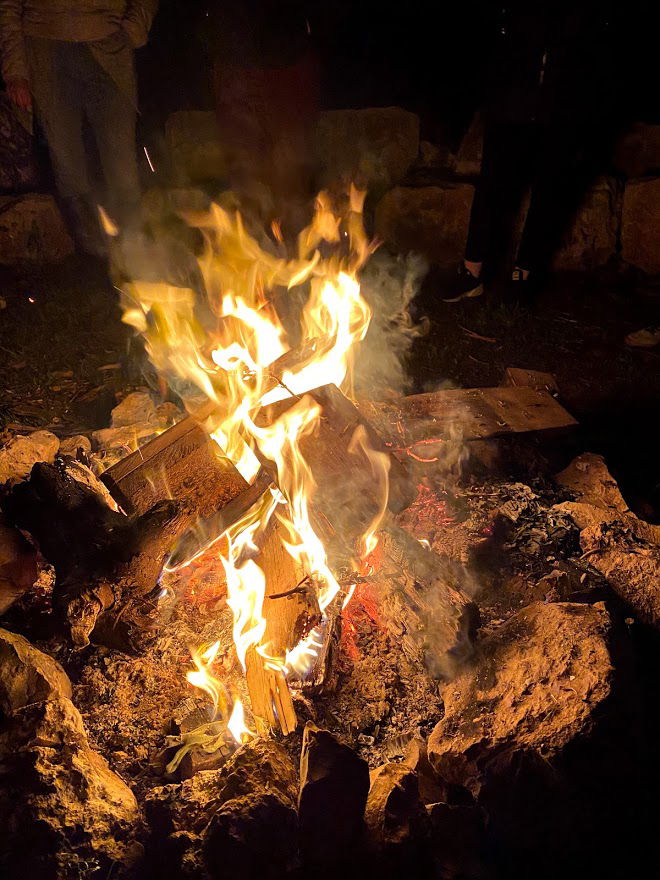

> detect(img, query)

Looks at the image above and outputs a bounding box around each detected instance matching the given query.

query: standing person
[204,0,319,238]
[443,0,621,303]
[0,0,158,255]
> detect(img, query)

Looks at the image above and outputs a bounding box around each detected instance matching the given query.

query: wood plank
[358,386,577,451]
[503,367,559,396]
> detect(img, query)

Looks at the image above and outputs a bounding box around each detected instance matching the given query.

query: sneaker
[442,263,484,302]
[625,326,660,348]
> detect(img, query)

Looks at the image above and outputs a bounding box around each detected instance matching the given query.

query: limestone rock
[427,602,613,793]
[58,434,92,457]
[298,723,370,865]
[166,111,226,185]
[365,763,426,847]
[0,194,74,265]
[614,123,660,178]
[555,453,660,625]
[375,184,474,268]
[111,391,159,428]
[317,107,420,196]
[453,114,483,177]
[92,423,157,453]
[0,94,39,191]
[0,628,71,712]
[0,429,59,486]
[0,515,37,614]
[553,177,618,271]
[426,803,489,880]
[146,739,298,879]
[0,698,139,878]
[622,177,660,274]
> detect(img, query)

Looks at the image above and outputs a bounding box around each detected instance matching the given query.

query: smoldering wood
[358,386,577,455]
[256,383,414,570]
[3,461,187,650]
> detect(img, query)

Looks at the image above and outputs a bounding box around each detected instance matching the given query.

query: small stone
[59,434,92,457]
[111,391,159,428]
[92,423,157,453]
[0,430,59,486]
[0,628,71,712]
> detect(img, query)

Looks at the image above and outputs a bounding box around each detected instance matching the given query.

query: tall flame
[124,189,389,741]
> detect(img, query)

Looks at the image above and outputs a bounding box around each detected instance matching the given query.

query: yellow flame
[227,698,255,744]
[124,190,387,733]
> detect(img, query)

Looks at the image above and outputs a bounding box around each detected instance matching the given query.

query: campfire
[1,191,657,880]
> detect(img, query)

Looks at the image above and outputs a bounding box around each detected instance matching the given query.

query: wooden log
[256,383,414,570]
[358,386,577,456]
[245,646,297,736]
[3,461,187,649]
[503,367,559,396]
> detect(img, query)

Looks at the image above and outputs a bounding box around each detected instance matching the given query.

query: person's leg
[81,44,141,231]
[464,121,536,277]
[516,126,588,276]
[26,39,101,252]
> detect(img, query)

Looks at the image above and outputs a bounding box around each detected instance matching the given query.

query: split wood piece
[369,522,478,678]
[359,386,577,456]
[101,403,247,518]
[503,367,559,396]
[256,383,414,570]
[245,645,297,736]
[3,461,187,650]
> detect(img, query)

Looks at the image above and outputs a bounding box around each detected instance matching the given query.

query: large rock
[165,111,226,185]
[0,628,71,712]
[145,739,298,880]
[298,723,370,866]
[111,390,159,428]
[317,107,420,195]
[553,177,618,270]
[428,602,613,792]
[621,177,660,274]
[0,194,74,265]
[555,453,660,626]
[452,113,483,177]
[0,430,59,486]
[0,698,139,878]
[365,763,426,848]
[613,123,660,178]
[375,184,474,268]
[0,516,37,614]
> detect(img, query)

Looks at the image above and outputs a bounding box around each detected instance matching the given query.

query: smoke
[354,250,428,400]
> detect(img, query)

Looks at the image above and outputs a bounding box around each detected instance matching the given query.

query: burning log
[2,461,187,649]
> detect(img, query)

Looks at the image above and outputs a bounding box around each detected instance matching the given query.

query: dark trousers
[465,120,601,275]
[28,38,140,239]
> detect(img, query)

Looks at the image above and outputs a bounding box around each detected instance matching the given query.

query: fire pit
[1,192,656,880]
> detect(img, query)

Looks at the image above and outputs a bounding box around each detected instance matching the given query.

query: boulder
[375,184,474,268]
[0,194,74,265]
[0,516,37,614]
[427,602,613,793]
[317,107,420,196]
[298,723,370,866]
[0,430,59,486]
[553,177,618,271]
[621,177,660,274]
[453,113,483,178]
[0,697,139,878]
[613,123,660,178]
[426,803,489,880]
[0,628,71,712]
[165,111,226,185]
[145,739,298,880]
[555,453,660,625]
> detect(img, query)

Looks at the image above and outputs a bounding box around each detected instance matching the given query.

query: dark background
[137,0,656,144]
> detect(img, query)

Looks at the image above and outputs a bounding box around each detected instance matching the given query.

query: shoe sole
[442,284,484,303]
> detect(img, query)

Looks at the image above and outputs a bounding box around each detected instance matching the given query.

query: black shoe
[442,263,484,302]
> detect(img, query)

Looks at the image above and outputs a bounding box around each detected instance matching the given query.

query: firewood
[3,461,187,650]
